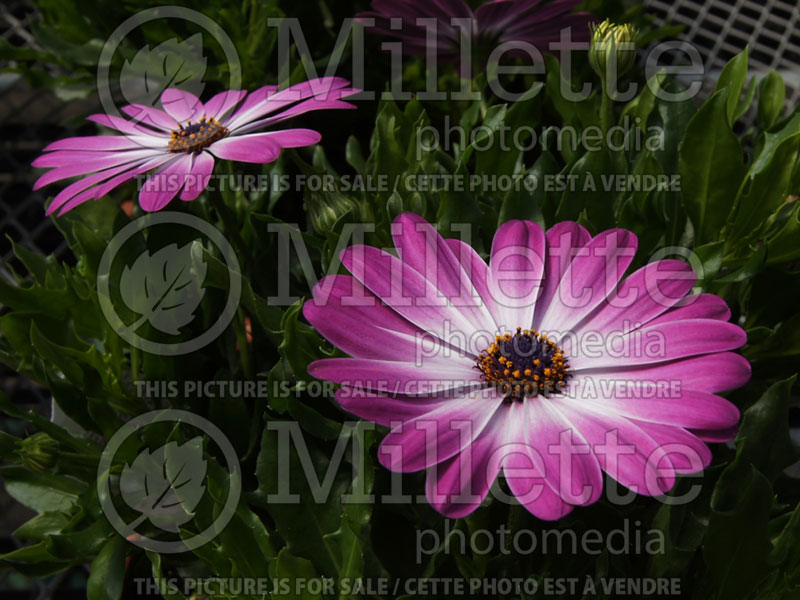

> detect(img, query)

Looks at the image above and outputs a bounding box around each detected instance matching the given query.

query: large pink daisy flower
[304,214,750,519]
[356,0,595,62]
[33,77,359,215]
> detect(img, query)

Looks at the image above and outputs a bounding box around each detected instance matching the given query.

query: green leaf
[269,548,322,600]
[735,375,799,481]
[255,422,350,576]
[279,299,326,380]
[498,152,554,227]
[475,85,542,178]
[714,47,749,124]
[369,99,408,199]
[746,312,800,360]
[0,392,100,454]
[733,76,757,123]
[653,88,697,175]
[146,551,187,600]
[758,70,786,130]
[703,453,774,600]
[46,519,112,560]
[323,517,363,599]
[0,541,69,577]
[694,241,726,283]
[752,112,800,174]
[729,132,800,245]
[621,70,665,130]
[200,245,282,340]
[678,89,745,244]
[0,466,85,513]
[555,147,624,229]
[13,511,72,542]
[767,202,800,265]
[87,536,127,600]
[345,135,366,174]
[30,322,85,385]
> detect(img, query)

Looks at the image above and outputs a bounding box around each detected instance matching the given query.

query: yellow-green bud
[16,433,59,473]
[305,189,358,235]
[589,20,639,80]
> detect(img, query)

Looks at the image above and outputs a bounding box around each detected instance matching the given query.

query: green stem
[505,503,527,554]
[130,345,140,387]
[600,82,615,138]
[209,192,248,260]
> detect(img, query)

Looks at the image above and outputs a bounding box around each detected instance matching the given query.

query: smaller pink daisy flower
[33,77,359,215]
[356,0,596,63]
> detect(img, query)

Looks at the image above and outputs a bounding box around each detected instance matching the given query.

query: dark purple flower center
[169,117,228,153]
[476,327,570,402]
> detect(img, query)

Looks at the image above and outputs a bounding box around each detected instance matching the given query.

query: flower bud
[305,189,358,235]
[589,20,639,80]
[16,433,59,473]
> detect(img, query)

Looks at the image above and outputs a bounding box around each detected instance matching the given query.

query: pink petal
[87,114,168,137]
[208,134,282,163]
[645,293,732,327]
[179,151,214,201]
[304,277,460,362]
[575,259,697,335]
[571,370,740,428]
[307,356,480,396]
[392,213,497,334]
[340,245,481,354]
[426,405,510,518]
[445,238,505,329]
[377,390,501,472]
[160,88,204,123]
[552,398,676,496]
[51,154,174,216]
[43,135,146,152]
[225,77,354,131]
[488,219,546,331]
[581,352,751,395]
[632,421,712,474]
[33,149,164,189]
[503,401,574,520]
[531,222,591,330]
[570,319,747,370]
[237,93,358,134]
[138,154,193,212]
[526,398,604,505]
[202,89,247,121]
[121,104,179,131]
[334,387,451,427]
[306,274,420,337]
[539,228,638,332]
[259,128,322,148]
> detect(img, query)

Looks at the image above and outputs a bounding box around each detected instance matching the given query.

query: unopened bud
[305,189,358,234]
[589,20,639,80]
[16,433,59,473]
